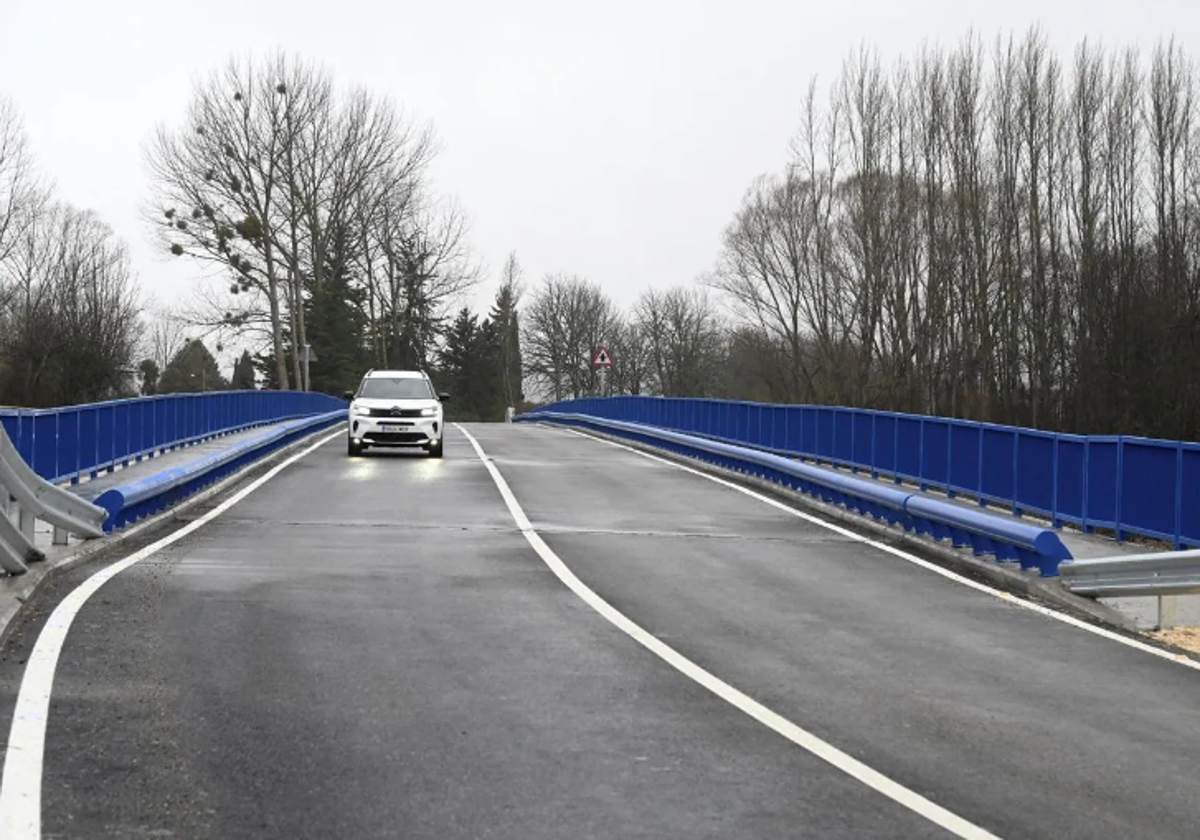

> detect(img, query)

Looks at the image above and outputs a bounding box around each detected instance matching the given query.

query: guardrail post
[1082,439,1092,534]
[1159,595,1178,630]
[1175,443,1184,551]
[53,526,69,546]
[918,418,927,491]
[1052,435,1060,527]
[870,413,878,479]
[1013,430,1021,518]
[18,503,34,542]
[1115,437,1125,543]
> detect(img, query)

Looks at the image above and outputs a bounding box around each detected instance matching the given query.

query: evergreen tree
[437,307,503,420]
[231,350,257,389]
[438,308,481,419]
[252,324,290,390]
[488,274,524,414]
[304,225,371,395]
[138,360,160,396]
[158,339,226,393]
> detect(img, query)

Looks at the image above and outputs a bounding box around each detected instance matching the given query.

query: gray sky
[0,0,1192,358]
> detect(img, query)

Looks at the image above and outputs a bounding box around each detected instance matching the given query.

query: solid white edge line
[553,423,1200,673]
[456,423,1000,840]
[0,429,342,840]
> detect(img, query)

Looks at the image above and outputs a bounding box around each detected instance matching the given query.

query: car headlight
[353,405,373,417]
[420,407,438,417]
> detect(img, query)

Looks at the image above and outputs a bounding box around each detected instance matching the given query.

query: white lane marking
[456,424,1000,840]
[555,424,1200,673]
[0,430,342,840]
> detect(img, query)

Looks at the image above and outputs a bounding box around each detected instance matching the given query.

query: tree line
[519,29,1200,442]
[0,98,141,407]
[713,29,1200,439]
[1,52,503,411]
[6,32,1200,442]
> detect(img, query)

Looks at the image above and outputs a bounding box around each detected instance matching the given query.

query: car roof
[363,370,426,379]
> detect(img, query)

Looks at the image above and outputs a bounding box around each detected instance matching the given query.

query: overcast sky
[0,0,1193,358]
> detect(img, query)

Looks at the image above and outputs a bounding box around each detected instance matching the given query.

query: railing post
[946,420,955,499]
[1115,437,1125,543]
[18,503,34,542]
[977,425,985,506]
[1082,439,1092,534]
[831,408,837,467]
[1013,431,1021,518]
[870,413,878,479]
[1176,443,1185,550]
[918,418,926,491]
[1159,595,1178,630]
[893,413,901,485]
[1052,435,1060,528]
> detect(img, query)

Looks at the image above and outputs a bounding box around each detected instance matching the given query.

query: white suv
[344,370,448,458]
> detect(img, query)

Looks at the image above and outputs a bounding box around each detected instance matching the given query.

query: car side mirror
[438,392,451,402]
[342,390,354,401]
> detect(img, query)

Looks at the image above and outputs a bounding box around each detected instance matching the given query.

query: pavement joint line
[551,423,1200,675]
[456,423,1001,840]
[0,429,342,840]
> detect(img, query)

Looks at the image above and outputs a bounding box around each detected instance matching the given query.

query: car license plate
[379,423,401,431]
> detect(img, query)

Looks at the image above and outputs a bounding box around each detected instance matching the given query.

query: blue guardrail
[0,391,346,486]
[522,396,1200,552]
[523,410,1072,576]
[90,410,344,531]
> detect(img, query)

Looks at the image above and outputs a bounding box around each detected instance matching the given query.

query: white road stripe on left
[0,430,341,840]
[457,423,1001,840]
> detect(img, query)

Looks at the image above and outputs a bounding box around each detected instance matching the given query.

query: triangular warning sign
[592,347,613,368]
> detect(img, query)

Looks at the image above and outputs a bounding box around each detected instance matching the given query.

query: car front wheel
[427,438,444,458]
[348,438,366,457]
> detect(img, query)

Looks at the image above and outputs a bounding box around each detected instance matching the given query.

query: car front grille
[364,431,429,445]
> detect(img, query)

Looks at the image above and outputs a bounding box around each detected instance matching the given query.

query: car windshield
[358,377,434,400]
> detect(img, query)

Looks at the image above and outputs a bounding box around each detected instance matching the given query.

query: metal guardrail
[0,391,346,486]
[519,411,1074,576]
[1059,551,1200,630]
[527,396,1200,550]
[89,411,344,531]
[1059,551,1200,598]
[0,424,107,575]
[1,393,347,575]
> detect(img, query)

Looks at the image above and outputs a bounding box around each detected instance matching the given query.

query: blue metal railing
[524,411,1073,575]
[524,396,1200,551]
[0,391,346,485]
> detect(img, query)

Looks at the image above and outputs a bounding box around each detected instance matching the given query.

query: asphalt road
[1,423,1199,838]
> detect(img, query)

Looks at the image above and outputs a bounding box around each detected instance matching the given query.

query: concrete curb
[0,425,338,650]
[541,421,1138,633]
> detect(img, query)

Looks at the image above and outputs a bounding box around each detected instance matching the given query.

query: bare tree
[605,318,652,396]
[522,274,618,400]
[634,286,726,396]
[141,309,190,374]
[146,52,442,390]
[0,98,47,270]
[0,204,140,406]
[704,30,1200,441]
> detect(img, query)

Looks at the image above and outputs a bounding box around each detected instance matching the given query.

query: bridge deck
[1,423,1197,838]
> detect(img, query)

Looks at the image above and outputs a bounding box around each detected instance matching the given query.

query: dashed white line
[457,423,1001,840]
[0,430,342,840]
